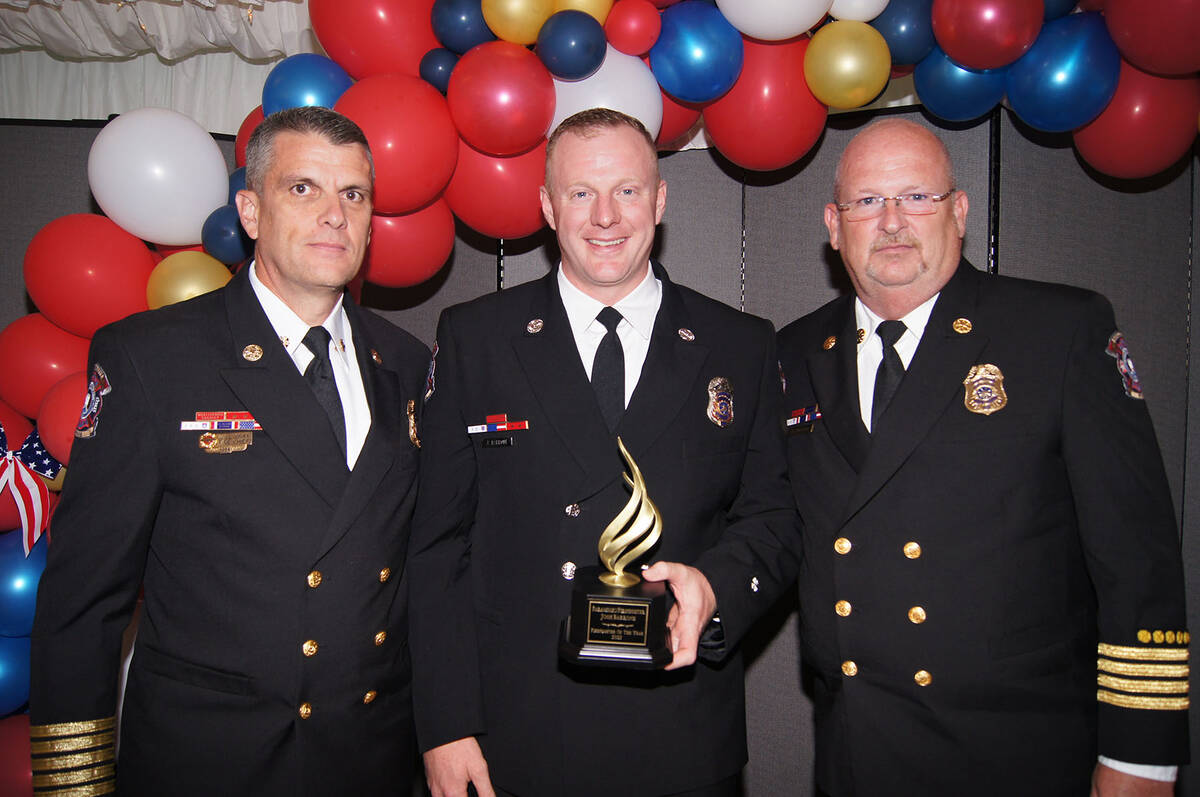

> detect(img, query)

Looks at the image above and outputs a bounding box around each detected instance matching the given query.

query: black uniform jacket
[408,262,801,796]
[777,261,1189,797]
[30,266,429,797]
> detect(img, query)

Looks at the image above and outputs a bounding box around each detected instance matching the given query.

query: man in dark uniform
[409,109,800,797]
[30,106,429,796]
[778,117,1189,796]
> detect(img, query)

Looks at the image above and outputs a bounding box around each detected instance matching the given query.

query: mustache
[871,233,920,253]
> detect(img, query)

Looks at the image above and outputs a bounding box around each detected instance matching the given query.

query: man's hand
[1091,763,1174,797]
[423,736,495,797]
[641,561,718,671]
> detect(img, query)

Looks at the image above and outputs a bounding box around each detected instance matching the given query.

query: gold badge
[242,344,263,362]
[952,318,972,334]
[407,399,421,448]
[526,319,544,334]
[370,348,382,365]
[198,431,253,454]
[706,377,733,428]
[856,328,866,344]
[822,335,837,350]
[678,328,695,342]
[963,364,1007,415]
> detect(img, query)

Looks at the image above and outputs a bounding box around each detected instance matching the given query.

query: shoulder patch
[76,363,113,438]
[1105,331,1143,399]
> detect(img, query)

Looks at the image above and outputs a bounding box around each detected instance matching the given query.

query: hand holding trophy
[559,437,672,668]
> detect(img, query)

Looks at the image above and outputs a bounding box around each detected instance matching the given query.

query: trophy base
[558,566,672,670]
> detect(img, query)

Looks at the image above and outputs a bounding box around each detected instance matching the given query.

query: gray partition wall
[1,109,1197,794]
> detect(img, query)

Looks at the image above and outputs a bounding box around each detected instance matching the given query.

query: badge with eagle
[707,377,734,428]
[962,364,1007,415]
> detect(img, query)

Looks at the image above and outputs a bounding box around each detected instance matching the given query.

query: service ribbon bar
[467,414,530,434]
[786,405,822,427]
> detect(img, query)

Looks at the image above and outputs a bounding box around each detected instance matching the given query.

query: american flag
[0,423,62,556]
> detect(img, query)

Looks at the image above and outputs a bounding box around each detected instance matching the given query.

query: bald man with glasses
[777,118,1188,797]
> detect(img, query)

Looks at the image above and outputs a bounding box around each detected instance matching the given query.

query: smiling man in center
[408,108,802,797]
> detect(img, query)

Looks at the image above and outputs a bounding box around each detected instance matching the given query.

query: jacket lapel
[313,300,409,560]
[218,268,349,509]
[842,261,988,523]
[807,296,870,472]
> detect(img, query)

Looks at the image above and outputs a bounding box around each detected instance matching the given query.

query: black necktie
[302,326,347,456]
[592,307,624,431]
[871,320,907,431]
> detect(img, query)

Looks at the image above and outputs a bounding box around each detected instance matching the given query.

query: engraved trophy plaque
[559,437,672,669]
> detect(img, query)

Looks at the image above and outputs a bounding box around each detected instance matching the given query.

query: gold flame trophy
[559,437,672,669]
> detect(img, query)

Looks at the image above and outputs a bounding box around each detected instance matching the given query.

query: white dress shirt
[248,261,371,469]
[558,264,662,408]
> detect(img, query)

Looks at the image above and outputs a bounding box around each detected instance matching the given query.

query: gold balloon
[482,0,554,45]
[803,21,892,110]
[553,0,614,24]
[147,251,232,310]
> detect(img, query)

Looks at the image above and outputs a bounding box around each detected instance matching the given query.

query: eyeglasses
[834,190,956,221]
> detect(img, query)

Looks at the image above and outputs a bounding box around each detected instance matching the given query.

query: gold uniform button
[1137,629,1152,643]
[903,541,921,559]
[379,567,392,583]
[1153,630,1165,643]
[302,639,318,657]
[363,690,377,704]
[914,670,932,687]
[1166,631,1176,643]
[908,606,927,624]
[306,570,322,589]
[835,600,852,617]
[375,631,387,646]
[298,702,312,719]
[841,660,858,677]
[834,537,852,555]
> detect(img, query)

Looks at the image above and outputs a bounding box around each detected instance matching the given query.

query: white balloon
[87,107,230,246]
[548,45,663,141]
[830,0,890,22]
[715,0,833,41]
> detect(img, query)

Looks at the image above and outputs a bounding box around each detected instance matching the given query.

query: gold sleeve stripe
[30,730,115,755]
[1097,659,1190,678]
[1097,674,1189,694]
[31,747,115,772]
[32,763,116,788]
[1097,643,1188,661]
[1097,690,1189,711]
[29,717,115,737]
[33,782,115,797]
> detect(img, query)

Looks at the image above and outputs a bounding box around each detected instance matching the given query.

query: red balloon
[447,42,556,157]
[309,0,439,79]
[154,243,205,257]
[37,371,87,466]
[931,0,1043,70]
[363,200,456,288]
[657,90,703,147]
[1078,0,1106,8]
[704,37,828,172]
[1104,0,1200,76]
[0,399,32,449]
[607,0,662,56]
[0,315,90,420]
[0,714,31,797]
[1074,61,1200,179]
[445,139,548,239]
[23,214,156,338]
[335,75,459,215]
[234,105,264,168]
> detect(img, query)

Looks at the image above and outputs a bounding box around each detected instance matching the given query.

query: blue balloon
[0,636,29,716]
[537,10,607,81]
[202,205,253,266]
[431,0,496,54]
[227,166,246,206]
[1043,0,1077,21]
[914,46,1008,122]
[420,48,461,94]
[1006,12,1120,133]
[870,0,935,66]
[0,531,45,637]
[261,53,354,116]
[649,1,743,104]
